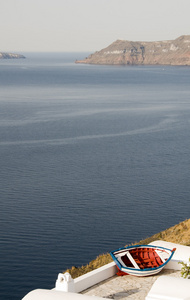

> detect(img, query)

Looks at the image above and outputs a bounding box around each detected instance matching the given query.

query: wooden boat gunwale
[110,244,176,275]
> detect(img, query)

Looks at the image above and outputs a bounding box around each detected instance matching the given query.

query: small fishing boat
[110,245,176,277]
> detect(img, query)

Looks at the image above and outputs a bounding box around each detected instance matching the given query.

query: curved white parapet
[146,276,190,300]
[74,262,117,293]
[55,262,117,293]
[22,289,110,300]
[149,240,190,270]
[73,261,117,293]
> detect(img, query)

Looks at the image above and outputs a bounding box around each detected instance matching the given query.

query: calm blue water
[0,53,190,299]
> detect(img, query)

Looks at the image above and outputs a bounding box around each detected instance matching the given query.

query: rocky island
[0,52,25,59]
[76,35,190,66]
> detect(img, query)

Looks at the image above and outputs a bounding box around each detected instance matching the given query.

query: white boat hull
[110,245,176,277]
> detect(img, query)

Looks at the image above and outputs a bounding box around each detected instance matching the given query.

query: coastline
[75,35,190,66]
[0,52,25,59]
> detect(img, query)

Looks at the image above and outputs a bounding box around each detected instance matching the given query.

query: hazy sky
[0,0,190,53]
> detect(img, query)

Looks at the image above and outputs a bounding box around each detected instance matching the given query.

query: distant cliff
[76,35,190,66]
[0,52,25,59]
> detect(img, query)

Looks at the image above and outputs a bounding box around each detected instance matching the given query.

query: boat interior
[121,248,164,270]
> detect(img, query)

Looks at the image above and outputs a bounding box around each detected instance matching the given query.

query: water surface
[0,53,190,299]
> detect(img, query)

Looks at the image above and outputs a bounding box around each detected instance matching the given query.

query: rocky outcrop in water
[76,35,190,66]
[0,52,25,59]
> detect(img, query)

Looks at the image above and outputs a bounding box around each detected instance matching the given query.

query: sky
[0,0,190,53]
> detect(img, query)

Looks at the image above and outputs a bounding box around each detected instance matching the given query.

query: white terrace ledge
[55,261,117,293]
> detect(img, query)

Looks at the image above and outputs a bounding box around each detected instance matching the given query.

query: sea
[0,52,190,300]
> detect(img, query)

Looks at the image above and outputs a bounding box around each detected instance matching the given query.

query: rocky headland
[76,35,190,66]
[0,52,25,59]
